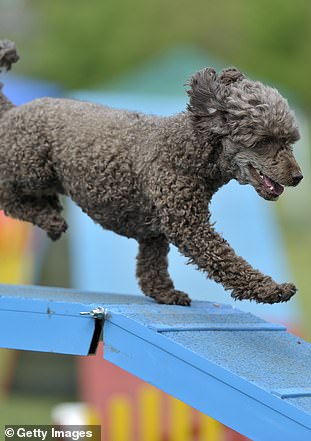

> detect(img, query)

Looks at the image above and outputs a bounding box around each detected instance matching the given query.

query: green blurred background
[12,0,311,100]
[0,0,310,433]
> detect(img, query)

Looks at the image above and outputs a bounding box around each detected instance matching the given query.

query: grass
[0,394,64,425]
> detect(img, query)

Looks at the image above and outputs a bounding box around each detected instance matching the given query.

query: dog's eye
[261,136,272,145]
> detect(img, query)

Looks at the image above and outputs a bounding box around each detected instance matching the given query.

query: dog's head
[187,67,302,201]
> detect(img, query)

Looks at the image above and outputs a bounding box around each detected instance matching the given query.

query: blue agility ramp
[1,284,311,440]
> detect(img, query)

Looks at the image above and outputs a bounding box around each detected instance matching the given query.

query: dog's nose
[292,172,303,186]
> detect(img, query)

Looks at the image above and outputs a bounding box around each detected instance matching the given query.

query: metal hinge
[80,306,110,355]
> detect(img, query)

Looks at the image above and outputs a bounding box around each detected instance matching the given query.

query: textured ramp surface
[103,300,311,441]
[0,284,311,440]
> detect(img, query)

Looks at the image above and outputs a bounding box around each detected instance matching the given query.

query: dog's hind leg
[136,235,191,306]
[0,186,67,240]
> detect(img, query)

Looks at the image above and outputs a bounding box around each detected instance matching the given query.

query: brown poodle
[0,40,303,305]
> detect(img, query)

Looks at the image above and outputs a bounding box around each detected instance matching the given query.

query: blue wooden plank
[0,284,151,355]
[103,318,311,441]
[1,284,311,440]
[0,284,110,355]
[0,310,94,355]
[102,303,311,441]
[102,311,310,411]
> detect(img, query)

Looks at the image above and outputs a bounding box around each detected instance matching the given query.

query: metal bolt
[80,306,110,319]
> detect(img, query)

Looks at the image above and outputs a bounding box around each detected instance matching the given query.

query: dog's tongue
[263,175,284,196]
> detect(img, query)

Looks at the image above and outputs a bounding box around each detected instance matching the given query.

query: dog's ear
[217,67,246,85]
[0,40,19,72]
[186,67,219,116]
[187,66,247,116]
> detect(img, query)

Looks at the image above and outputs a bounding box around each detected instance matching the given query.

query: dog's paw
[152,290,192,306]
[254,282,297,304]
[231,282,297,304]
[270,283,297,303]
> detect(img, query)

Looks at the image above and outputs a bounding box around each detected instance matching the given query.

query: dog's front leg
[136,234,191,305]
[168,216,295,303]
[153,179,296,304]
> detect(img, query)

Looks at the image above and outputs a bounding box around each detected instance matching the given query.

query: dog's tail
[0,40,19,117]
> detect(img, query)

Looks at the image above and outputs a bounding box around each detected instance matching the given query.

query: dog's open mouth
[249,165,284,198]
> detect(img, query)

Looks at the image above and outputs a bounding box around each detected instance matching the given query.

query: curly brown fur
[0,41,303,305]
